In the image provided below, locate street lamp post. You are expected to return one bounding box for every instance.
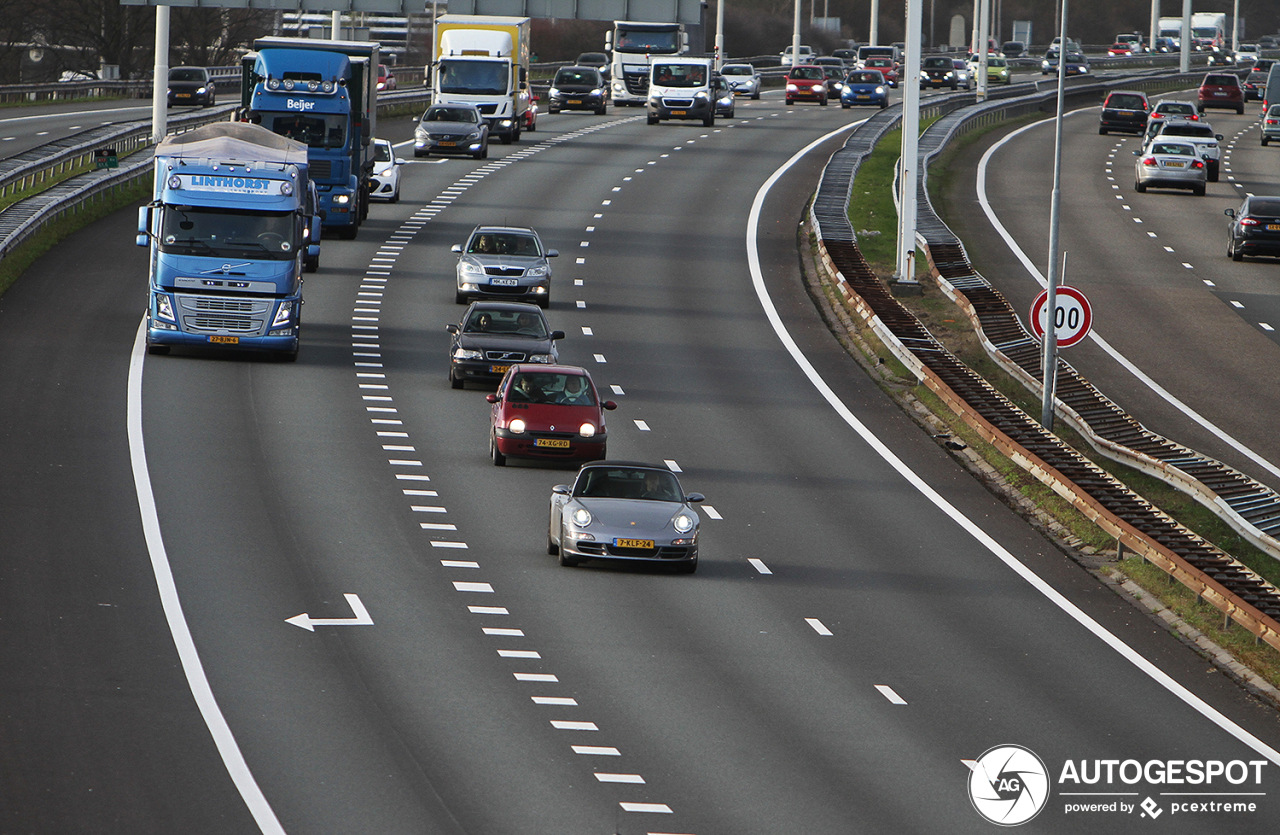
[1041,0,1069,430]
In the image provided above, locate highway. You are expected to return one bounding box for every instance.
[958,90,1280,495]
[2,85,1280,834]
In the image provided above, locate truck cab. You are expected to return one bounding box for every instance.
[433,15,530,145]
[646,58,714,127]
[242,38,378,240]
[606,21,688,106]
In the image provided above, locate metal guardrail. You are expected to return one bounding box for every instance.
[807,75,1280,652]
[0,87,433,262]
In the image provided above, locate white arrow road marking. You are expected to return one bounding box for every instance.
[286,593,374,632]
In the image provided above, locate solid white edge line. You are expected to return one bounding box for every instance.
[747,123,1280,765]
[975,115,1280,483]
[127,319,286,834]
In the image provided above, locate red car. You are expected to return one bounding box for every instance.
[377,64,396,92]
[1198,72,1244,114]
[487,365,616,466]
[785,65,829,105]
[863,57,898,87]
[523,98,538,132]
[1107,42,1133,56]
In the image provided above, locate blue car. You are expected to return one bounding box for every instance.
[841,69,890,109]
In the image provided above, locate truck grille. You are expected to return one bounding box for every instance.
[192,298,256,312]
[477,104,498,115]
[624,72,649,96]
[188,316,256,332]
[662,98,695,108]
[310,160,332,179]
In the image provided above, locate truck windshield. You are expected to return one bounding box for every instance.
[259,112,346,149]
[160,206,297,261]
[615,28,681,54]
[437,59,509,95]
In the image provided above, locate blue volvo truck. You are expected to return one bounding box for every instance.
[241,37,378,239]
[137,122,311,360]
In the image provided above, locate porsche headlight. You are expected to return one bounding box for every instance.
[578,423,596,437]
[572,508,592,527]
[508,419,526,434]
[673,513,695,534]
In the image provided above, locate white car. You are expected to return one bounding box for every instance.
[370,138,403,203]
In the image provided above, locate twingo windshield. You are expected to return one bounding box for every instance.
[159,206,297,261]
[260,111,346,149]
[437,59,509,95]
[653,63,707,87]
[614,27,681,53]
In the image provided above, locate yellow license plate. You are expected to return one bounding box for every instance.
[1164,160,1185,167]
[1268,224,1280,231]
[568,99,582,104]
[438,141,456,147]
[535,438,570,448]
[615,538,655,549]
[209,335,239,344]
[671,110,686,115]
[489,364,510,374]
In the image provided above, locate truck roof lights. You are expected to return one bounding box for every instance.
[168,175,182,189]
[279,182,294,196]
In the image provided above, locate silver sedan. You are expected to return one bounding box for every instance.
[548,461,704,572]
[452,225,559,307]
[1134,141,1206,195]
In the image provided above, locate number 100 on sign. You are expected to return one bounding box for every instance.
[1029,285,1093,348]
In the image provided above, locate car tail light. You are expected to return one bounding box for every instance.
[1268,119,1279,125]
[1192,160,1205,169]
[1241,217,1260,226]
[1142,157,1157,166]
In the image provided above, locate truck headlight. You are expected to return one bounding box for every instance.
[154,293,176,322]
[333,194,350,205]
[272,300,295,328]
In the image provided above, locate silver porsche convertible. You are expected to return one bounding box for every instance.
[548,461,704,573]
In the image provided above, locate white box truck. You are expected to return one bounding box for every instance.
[433,14,531,144]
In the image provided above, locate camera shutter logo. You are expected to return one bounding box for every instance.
[968,744,1051,826]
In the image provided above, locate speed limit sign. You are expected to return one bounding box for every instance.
[1030,285,1092,348]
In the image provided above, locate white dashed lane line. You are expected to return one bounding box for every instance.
[805,618,833,636]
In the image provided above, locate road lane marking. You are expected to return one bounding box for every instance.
[453,581,492,592]
[573,745,620,755]
[876,685,908,705]
[470,606,508,614]
[551,720,598,730]
[702,505,722,520]
[748,558,772,574]
[532,696,576,705]
[514,672,557,681]
[498,649,541,658]
[432,541,468,549]
[441,560,479,568]
[595,773,645,783]
[620,802,672,813]
[634,420,650,431]
[805,618,833,636]
[664,459,681,471]
[485,627,524,636]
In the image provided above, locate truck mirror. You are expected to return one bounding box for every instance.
[136,234,149,248]
[136,205,151,244]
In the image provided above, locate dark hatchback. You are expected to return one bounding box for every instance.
[547,66,608,114]
[167,66,216,107]
[1225,196,1280,260]
[1098,90,1150,135]
[446,301,564,388]
[921,55,959,89]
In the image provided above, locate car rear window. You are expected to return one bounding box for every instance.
[1204,75,1238,86]
[1268,105,1280,116]
[1152,143,1194,155]
[1157,103,1195,115]
[1107,94,1147,110]
[1248,199,1280,216]
[1165,125,1213,137]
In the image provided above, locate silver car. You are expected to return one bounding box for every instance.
[1134,141,1206,195]
[1143,118,1222,181]
[1263,104,1280,145]
[720,63,761,99]
[452,225,559,307]
[548,461,704,572]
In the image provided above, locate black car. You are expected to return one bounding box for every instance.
[921,55,959,89]
[1002,40,1026,58]
[547,66,608,114]
[167,66,216,107]
[575,52,610,80]
[413,103,490,159]
[446,301,564,389]
[1244,69,1269,100]
[1225,196,1280,261]
[1098,90,1150,135]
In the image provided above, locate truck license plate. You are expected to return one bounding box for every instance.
[535,438,570,448]
[209,335,239,344]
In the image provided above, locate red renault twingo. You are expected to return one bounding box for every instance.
[487,365,617,466]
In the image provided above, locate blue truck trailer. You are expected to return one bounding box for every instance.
[241,37,378,239]
[137,122,311,360]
